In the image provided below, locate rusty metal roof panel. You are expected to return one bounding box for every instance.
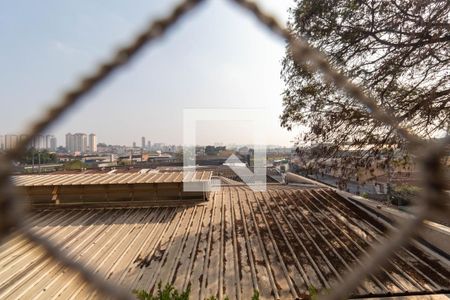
[12,171,213,187]
[0,187,448,300]
[56,174,88,186]
[88,174,114,185]
[173,172,183,182]
[182,171,195,182]
[199,171,212,181]
[133,172,157,184]
[194,172,203,180]
[117,173,139,184]
[74,174,104,185]
[149,172,166,183]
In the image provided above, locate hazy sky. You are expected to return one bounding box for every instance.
[0,0,299,147]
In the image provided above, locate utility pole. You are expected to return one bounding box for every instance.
[32,148,35,173]
[38,150,41,173]
[446,122,450,167]
[386,147,393,205]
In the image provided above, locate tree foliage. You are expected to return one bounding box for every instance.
[133,283,260,300]
[391,184,421,206]
[281,0,450,150]
[20,148,57,165]
[63,160,87,170]
[133,283,190,300]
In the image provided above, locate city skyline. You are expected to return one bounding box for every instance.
[1,130,295,152]
[0,133,57,151]
[0,0,297,147]
[0,130,294,153]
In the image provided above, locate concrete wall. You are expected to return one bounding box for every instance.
[21,182,209,208]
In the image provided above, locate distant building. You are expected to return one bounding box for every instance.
[74,133,87,153]
[238,146,249,155]
[147,140,151,150]
[46,135,57,151]
[205,145,226,155]
[118,152,149,163]
[65,133,74,153]
[196,146,205,155]
[50,136,57,152]
[45,135,52,150]
[89,133,97,153]
[38,135,45,149]
[0,135,4,150]
[19,134,28,146]
[164,145,176,152]
[132,142,136,148]
[5,134,19,150]
[152,142,164,151]
[141,137,146,149]
[66,133,87,153]
[147,153,173,163]
[32,135,45,150]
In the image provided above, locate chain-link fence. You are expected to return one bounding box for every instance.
[0,0,448,299]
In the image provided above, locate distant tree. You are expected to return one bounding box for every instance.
[21,148,57,164]
[173,151,183,162]
[391,184,421,206]
[97,142,107,147]
[64,160,87,170]
[133,282,190,300]
[118,159,132,166]
[205,146,226,156]
[56,146,66,153]
[281,0,450,152]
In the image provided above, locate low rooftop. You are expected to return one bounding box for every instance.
[0,186,448,299]
[12,171,212,186]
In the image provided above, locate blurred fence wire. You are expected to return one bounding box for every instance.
[0,0,448,299]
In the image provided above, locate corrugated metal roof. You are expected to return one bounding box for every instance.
[11,171,212,186]
[0,187,448,299]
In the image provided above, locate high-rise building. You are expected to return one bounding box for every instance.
[147,141,151,150]
[66,133,87,153]
[44,135,57,152]
[19,134,36,150]
[89,133,97,153]
[153,143,164,151]
[73,133,87,153]
[45,135,52,149]
[50,136,57,152]
[5,135,19,150]
[46,135,57,151]
[132,142,136,148]
[19,134,28,144]
[66,133,74,153]
[3,133,58,152]
[32,135,45,150]
[141,137,146,149]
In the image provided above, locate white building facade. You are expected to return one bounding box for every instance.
[66,133,88,153]
[89,133,97,153]
[5,135,19,150]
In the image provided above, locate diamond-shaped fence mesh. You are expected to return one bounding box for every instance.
[0,0,448,299]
